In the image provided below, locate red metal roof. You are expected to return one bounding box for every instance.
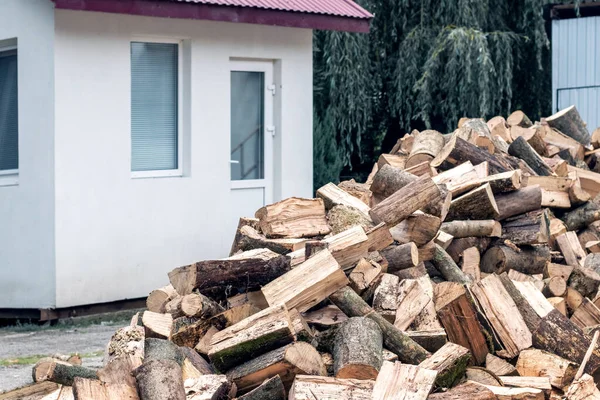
[172,0,373,19]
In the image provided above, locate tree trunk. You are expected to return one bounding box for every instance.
[333,317,383,380]
[481,245,550,274]
[32,359,98,386]
[446,184,499,221]
[381,242,419,272]
[441,220,501,238]
[546,105,590,146]
[431,245,472,284]
[432,136,513,174]
[134,360,185,400]
[494,186,542,220]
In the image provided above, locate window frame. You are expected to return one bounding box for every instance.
[0,43,18,187]
[130,36,183,179]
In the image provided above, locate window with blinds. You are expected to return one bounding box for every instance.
[0,48,18,172]
[131,42,179,173]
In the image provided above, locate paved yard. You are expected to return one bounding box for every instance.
[0,310,141,393]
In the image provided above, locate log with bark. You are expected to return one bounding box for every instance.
[406,129,445,168]
[333,317,383,379]
[546,105,590,146]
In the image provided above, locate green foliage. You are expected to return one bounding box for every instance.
[313,0,554,187]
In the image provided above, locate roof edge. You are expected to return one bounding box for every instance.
[52,0,371,33]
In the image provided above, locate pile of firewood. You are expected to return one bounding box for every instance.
[16,105,600,399]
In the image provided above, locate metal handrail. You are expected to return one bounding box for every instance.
[231,126,261,179]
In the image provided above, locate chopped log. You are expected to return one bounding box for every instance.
[168,248,290,298]
[434,282,489,365]
[407,130,445,168]
[234,375,285,400]
[546,105,590,146]
[208,304,261,331]
[480,384,543,400]
[543,277,567,297]
[333,317,383,379]
[394,279,431,330]
[486,353,516,376]
[134,359,185,400]
[226,342,325,393]
[104,315,144,364]
[427,382,497,400]
[233,225,307,254]
[477,170,522,194]
[507,110,533,128]
[329,286,431,364]
[171,317,212,348]
[180,293,224,320]
[568,165,600,197]
[565,373,600,400]
[372,274,400,323]
[389,213,441,246]
[349,258,382,294]
[499,376,551,392]
[144,338,183,366]
[304,240,328,260]
[461,247,481,281]
[501,209,550,245]
[494,185,542,220]
[481,245,550,274]
[471,274,533,358]
[406,160,437,177]
[431,244,472,284]
[327,204,373,235]
[561,201,600,231]
[446,237,491,263]
[418,241,437,263]
[441,220,501,238]
[432,161,480,196]
[571,298,600,329]
[419,342,471,388]
[544,263,574,280]
[303,305,348,329]
[446,184,499,221]
[230,217,261,256]
[434,231,454,249]
[146,285,177,313]
[372,361,437,400]
[184,375,235,400]
[548,218,568,248]
[208,304,295,372]
[256,197,331,238]
[142,311,172,339]
[261,249,348,312]
[546,157,569,176]
[566,287,584,313]
[465,368,502,386]
[370,176,442,227]
[541,190,571,208]
[511,125,547,156]
[432,136,512,174]
[406,330,448,353]
[586,240,600,253]
[164,297,184,319]
[289,308,314,343]
[508,270,545,292]
[516,348,577,389]
[72,378,140,400]
[317,182,371,218]
[180,346,213,375]
[523,175,572,191]
[378,153,407,169]
[97,355,142,387]
[322,225,370,270]
[381,242,419,272]
[338,179,372,206]
[194,326,219,357]
[593,127,600,149]
[227,291,268,311]
[365,222,394,252]
[370,165,417,201]
[547,297,567,316]
[32,359,98,386]
[0,382,60,400]
[488,116,512,141]
[557,232,587,267]
[288,376,374,400]
[509,136,554,176]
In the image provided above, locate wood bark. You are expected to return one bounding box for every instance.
[97,355,142,388]
[481,245,550,275]
[419,342,471,388]
[234,375,286,400]
[256,197,331,238]
[134,359,185,400]
[561,201,600,231]
[441,220,501,238]
[333,317,383,380]
[226,342,325,393]
[432,136,513,174]
[494,185,542,220]
[546,105,591,146]
[372,274,400,323]
[431,244,472,284]
[446,184,499,221]
[381,242,419,272]
[510,125,548,156]
[370,165,417,201]
[168,248,291,298]
[509,135,554,175]
[288,376,374,400]
[208,304,295,372]
[32,359,98,386]
[329,286,431,364]
[146,285,177,314]
[501,209,550,245]
[372,361,437,400]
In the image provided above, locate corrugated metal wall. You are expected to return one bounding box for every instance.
[552,16,600,132]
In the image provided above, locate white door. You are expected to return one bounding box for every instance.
[230,60,274,223]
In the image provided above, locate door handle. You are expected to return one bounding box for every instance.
[230,160,240,164]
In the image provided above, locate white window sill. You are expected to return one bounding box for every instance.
[0,171,18,187]
[131,169,183,179]
[231,179,266,190]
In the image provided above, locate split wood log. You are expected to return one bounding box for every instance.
[168,248,290,298]
[523,175,572,191]
[465,368,502,386]
[510,125,548,156]
[572,298,600,329]
[547,297,567,316]
[32,359,98,386]
[378,153,407,169]
[471,274,532,358]
[568,165,600,197]
[144,338,183,365]
[303,305,348,329]
[557,232,587,267]
[104,314,144,364]
[418,241,437,263]
[369,176,442,227]
[434,231,454,249]
[419,342,471,388]
[501,209,550,245]
[171,317,212,348]
[381,242,419,272]
[542,277,567,297]
[477,170,522,194]
[195,327,219,357]
[485,353,516,376]
[226,342,324,393]
[407,129,445,168]
[508,270,545,292]
[230,217,260,256]
[322,226,370,270]
[432,161,480,195]
[481,245,550,275]
[72,378,140,400]
[181,293,224,320]
[479,384,544,400]
[338,179,372,206]
[327,205,373,235]
[440,220,501,238]
[432,136,512,174]
[446,237,491,263]
[561,201,600,231]
[142,311,172,339]
[134,359,185,400]
[316,182,371,218]
[208,304,261,331]
[329,286,431,364]
[261,249,348,312]
[255,197,331,238]
[461,247,481,281]
[566,287,585,313]
[545,263,573,281]
[393,279,431,330]
[546,105,590,146]
[333,317,383,380]
[405,330,448,353]
[431,244,472,284]
[434,282,489,365]
[146,285,177,313]
[289,308,314,343]
[208,304,295,372]
[488,116,512,141]
[349,258,382,294]
[494,185,542,220]
[516,348,577,390]
[180,346,213,375]
[234,375,286,400]
[499,376,551,392]
[507,110,533,128]
[389,213,441,246]
[405,160,436,177]
[565,373,600,400]
[372,273,400,323]
[303,240,328,260]
[446,184,499,221]
[288,375,374,400]
[184,375,235,400]
[427,382,497,400]
[97,355,142,388]
[231,225,306,255]
[0,382,60,400]
[365,222,394,252]
[164,297,184,319]
[593,127,600,149]
[371,361,437,400]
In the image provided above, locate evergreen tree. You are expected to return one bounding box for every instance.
[313,0,554,188]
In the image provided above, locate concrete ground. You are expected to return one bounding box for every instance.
[0,310,142,393]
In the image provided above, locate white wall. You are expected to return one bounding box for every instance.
[0,0,55,308]
[54,10,313,307]
[552,16,600,132]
